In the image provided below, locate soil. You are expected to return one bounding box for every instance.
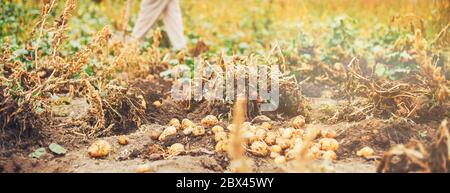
[0,78,440,173]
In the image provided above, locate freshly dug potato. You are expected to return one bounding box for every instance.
[322,150,337,161]
[168,143,185,156]
[118,136,129,145]
[285,149,297,160]
[264,131,277,145]
[149,128,163,140]
[321,128,337,138]
[226,124,235,132]
[308,146,322,159]
[276,137,292,150]
[182,118,195,129]
[88,140,112,158]
[169,118,181,130]
[319,138,339,151]
[274,155,286,164]
[255,128,267,140]
[243,130,258,144]
[215,140,228,153]
[211,125,224,134]
[214,131,228,142]
[192,126,206,136]
[270,145,282,154]
[270,151,280,159]
[182,127,194,135]
[292,115,306,129]
[158,126,177,141]
[153,100,162,108]
[356,146,374,158]
[201,115,219,127]
[281,127,294,139]
[250,141,269,157]
[261,122,272,130]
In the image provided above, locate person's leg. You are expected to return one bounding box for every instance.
[162,0,187,50]
[131,0,170,41]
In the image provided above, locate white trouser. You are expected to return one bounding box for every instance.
[131,0,187,50]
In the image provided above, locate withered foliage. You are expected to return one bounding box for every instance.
[378,119,449,173]
[338,29,449,122]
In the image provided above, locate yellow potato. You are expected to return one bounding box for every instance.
[264,131,277,145]
[274,155,286,164]
[192,126,206,136]
[270,151,280,159]
[255,128,267,140]
[88,140,112,158]
[153,100,162,108]
[169,118,181,130]
[276,137,292,150]
[250,141,269,157]
[215,140,228,153]
[308,146,322,159]
[158,126,177,141]
[356,146,374,158]
[322,150,337,161]
[182,127,194,135]
[201,115,219,127]
[118,136,129,145]
[270,145,282,154]
[181,118,195,129]
[292,115,306,129]
[319,138,339,151]
[211,125,224,134]
[281,127,294,139]
[168,143,185,156]
[261,122,272,130]
[214,131,228,142]
[226,124,235,132]
[243,130,258,144]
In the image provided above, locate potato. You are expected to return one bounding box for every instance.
[226,124,235,132]
[192,126,206,136]
[182,127,193,135]
[255,128,267,140]
[292,115,306,129]
[276,137,292,150]
[243,130,258,144]
[211,125,224,134]
[169,118,181,130]
[356,146,374,158]
[201,115,219,127]
[261,122,272,130]
[149,128,163,140]
[322,150,337,161]
[250,141,269,157]
[181,118,195,129]
[270,151,280,159]
[153,100,162,108]
[168,143,185,156]
[308,146,322,159]
[274,155,286,164]
[264,131,277,145]
[321,128,337,138]
[319,138,339,151]
[118,136,129,145]
[214,131,228,142]
[88,140,111,158]
[215,140,228,153]
[292,129,304,138]
[281,127,294,139]
[158,126,177,141]
[285,149,297,160]
[136,164,152,173]
[270,145,282,154]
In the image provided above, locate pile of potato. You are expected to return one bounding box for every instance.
[153,115,340,163]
